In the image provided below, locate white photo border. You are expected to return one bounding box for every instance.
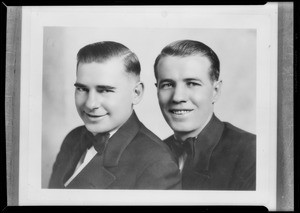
[19,4,278,209]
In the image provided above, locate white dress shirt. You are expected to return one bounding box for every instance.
[64,129,118,187]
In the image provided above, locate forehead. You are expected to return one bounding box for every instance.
[76,59,131,85]
[157,55,211,80]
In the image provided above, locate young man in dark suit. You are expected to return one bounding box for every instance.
[154,40,256,190]
[49,41,181,189]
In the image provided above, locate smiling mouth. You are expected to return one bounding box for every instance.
[169,109,193,115]
[85,112,108,118]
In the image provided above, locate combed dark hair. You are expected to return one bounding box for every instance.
[77,41,141,76]
[154,40,220,82]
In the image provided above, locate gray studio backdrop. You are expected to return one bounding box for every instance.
[42,27,256,188]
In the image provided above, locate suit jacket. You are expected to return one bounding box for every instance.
[49,112,181,189]
[165,114,256,190]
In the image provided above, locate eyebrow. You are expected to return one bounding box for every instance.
[184,78,204,83]
[158,79,174,84]
[74,83,116,90]
[158,78,203,84]
[74,83,86,88]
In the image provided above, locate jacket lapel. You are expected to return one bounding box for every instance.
[103,111,140,167]
[66,154,116,189]
[192,114,224,175]
[182,169,211,189]
[58,127,89,187]
[181,114,225,189]
[66,111,141,189]
[164,114,225,189]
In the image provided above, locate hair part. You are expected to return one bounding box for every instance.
[154,40,220,82]
[77,41,141,77]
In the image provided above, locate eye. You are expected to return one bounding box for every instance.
[76,87,88,92]
[97,88,114,93]
[160,82,173,89]
[187,82,201,87]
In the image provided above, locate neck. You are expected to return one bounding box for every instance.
[174,113,213,142]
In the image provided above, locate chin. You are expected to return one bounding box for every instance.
[85,124,108,134]
[169,122,193,133]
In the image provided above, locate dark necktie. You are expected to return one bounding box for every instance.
[182,137,197,171]
[64,130,110,187]
[83,130,110,155]
[173,136,196,160]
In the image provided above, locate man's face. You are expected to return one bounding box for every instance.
[75,59,137,135]
[156,55,220,139]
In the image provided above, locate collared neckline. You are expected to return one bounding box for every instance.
[102,111,141,167]
[174,112,213,142]
[192,114,224,173]
[164,114,224,173]
[76,111,140,171]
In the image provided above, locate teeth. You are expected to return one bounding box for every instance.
[171,110,190,115]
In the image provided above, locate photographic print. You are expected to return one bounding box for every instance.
[18,4,278,208]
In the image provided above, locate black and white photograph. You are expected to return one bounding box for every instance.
[4,3,288,209]
[43,27,257,191]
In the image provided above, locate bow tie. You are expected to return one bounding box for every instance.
[82,130,110,154]
[173,137,197,159]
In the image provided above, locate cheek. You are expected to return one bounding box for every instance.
[107,92,133,111]
[191,96,205,107]
[158,91,170,105]
[191,90,213,107]
[75,94,84,108]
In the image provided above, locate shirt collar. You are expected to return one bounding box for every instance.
[174,112,213,142]
[81,111,140,167]
[108,126,119,138]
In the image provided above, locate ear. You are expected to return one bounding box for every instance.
[133,82,144,105]
[212,80,222,104]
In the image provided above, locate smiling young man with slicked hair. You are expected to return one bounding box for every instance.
[49,41,181,189]
[154,40,256,190]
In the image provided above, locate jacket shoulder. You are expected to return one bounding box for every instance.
[60,126,86,150]
[131,124,175,160]
[139,124,162,143]
[223,122,256,144]
[220,122,256,163]
[65,125,86,137]
[163,135,175,150]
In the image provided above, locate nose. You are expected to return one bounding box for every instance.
[172,84,187,103]
[85,89,100,110]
